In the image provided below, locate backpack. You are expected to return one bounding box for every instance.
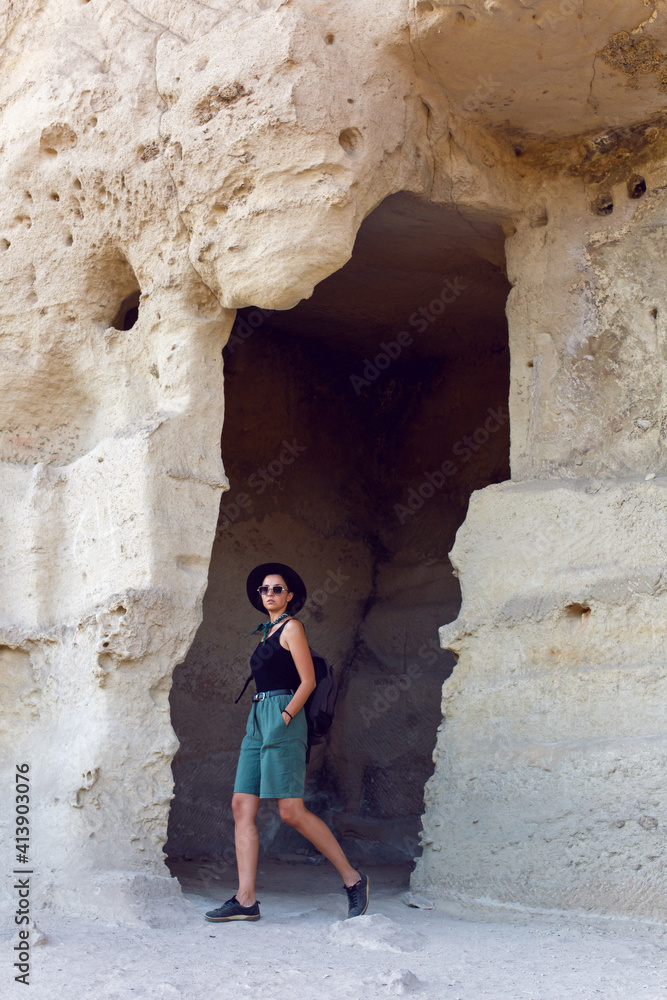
[235,643,338,763]
[303,649,338,761]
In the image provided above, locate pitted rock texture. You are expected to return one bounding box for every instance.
[1,0,667,922]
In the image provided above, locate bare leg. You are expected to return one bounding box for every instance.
[277,798,360,886]
[232,792,260,905]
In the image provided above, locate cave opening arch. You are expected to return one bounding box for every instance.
[166,190,511,881]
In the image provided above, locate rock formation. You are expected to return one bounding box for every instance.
[1,0,666,922]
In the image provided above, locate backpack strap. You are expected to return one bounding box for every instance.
[234,673,254,704]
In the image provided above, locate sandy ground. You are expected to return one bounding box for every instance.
[4,860,667,999]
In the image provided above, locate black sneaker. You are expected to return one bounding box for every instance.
[344,872,370,918]
[205,895,261,922]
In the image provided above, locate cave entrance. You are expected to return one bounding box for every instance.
[166,191,511,883]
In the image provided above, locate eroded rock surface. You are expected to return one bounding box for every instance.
[413,480,667,918]
[1,0,666,921]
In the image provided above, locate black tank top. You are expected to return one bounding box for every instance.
[249,620,301,693]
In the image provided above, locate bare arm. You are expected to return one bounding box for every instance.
[280,620,316,724]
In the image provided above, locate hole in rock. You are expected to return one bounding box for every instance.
[564,603,591,618]
[530,208,548,228]
[111,289,140,331]
[593,192,614,216]
[338,127,363,157]
[627,174,646,199]
[39,123,77,155]
[167,191,511,886]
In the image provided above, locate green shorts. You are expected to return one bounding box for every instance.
[233,693,308,799]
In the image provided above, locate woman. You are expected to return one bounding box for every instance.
[204,561,370,922]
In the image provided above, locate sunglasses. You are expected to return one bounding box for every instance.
[257,585,288,596]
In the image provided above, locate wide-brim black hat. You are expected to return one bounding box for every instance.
[246,562,307,615]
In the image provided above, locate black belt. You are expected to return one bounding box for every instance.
[251,689,293,702]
